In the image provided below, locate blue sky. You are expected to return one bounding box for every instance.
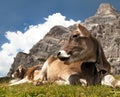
[0,0,120,77]
[0,0,120,46]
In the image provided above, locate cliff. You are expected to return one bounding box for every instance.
[7,3,120,77]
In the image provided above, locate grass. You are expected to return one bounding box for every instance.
[0,77,120,97]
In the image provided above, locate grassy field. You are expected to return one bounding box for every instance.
[0,77,120,97]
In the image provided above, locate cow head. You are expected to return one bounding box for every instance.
[57,23,110,73]
[57,23,96,64]
[12,65,26,79]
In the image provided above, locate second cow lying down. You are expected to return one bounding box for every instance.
[9,65,42,86]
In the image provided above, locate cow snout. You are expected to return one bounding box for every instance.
[12,74,15,78]
[57,50,70,61]
[57,51,61,56]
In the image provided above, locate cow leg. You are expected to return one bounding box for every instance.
[9,77,30,86]
[9,78,21,84]
[60,73,87,86]
[59,78,87,86]
[68,74,87,86]
[101,74,120,88]
[34,60,48,81]
[54,80,70,85]
[33,61,48,86]
[79,78,87,86]
[33,56,57,86]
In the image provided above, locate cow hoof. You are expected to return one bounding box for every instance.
[33,80,43,86]
[33,81,42,86]
[79,79,87,86]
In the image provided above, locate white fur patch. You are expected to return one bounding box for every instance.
[11,74,15,78]
[80,78,87,86]
[34,61,48,81]
[101,74,115,87]
[9,77,30,86]
[9,78,21,84]
[55,80,70,85]
[58,50,70,58]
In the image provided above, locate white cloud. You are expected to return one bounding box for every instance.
[0,13,80,77]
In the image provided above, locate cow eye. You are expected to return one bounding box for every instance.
[16,69,19,72]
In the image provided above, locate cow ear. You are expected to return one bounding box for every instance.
[76,23,90,37]
[17,65,22,69]
[19,65,25,72]
[19,65,24,68]
[95,41,110,73]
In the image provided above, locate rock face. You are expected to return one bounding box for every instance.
[96,3,118,16]
[7,3,120,77]
[7,26,71,77]
[84,3,120,74]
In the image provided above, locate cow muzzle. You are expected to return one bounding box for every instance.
[11,74,15,78]
[57,50,70,61]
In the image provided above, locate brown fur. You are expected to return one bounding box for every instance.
[41,56,84,84]
[12,65,41,80]
[46,56,97,85]
[12,65,26,79]
[24,65,42,80]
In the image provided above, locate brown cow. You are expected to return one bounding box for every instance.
[34,24,120,88]
[9,65,42,86]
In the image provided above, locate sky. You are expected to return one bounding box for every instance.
[0,0,120,77]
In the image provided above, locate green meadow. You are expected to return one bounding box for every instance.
[0,77,120,97]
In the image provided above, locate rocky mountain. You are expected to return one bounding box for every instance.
[7,3,120,77]
[84,3,120,74]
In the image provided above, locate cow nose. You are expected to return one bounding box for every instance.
[11,74,14,78]
[57,51,61,56]
[57,50,70,58]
